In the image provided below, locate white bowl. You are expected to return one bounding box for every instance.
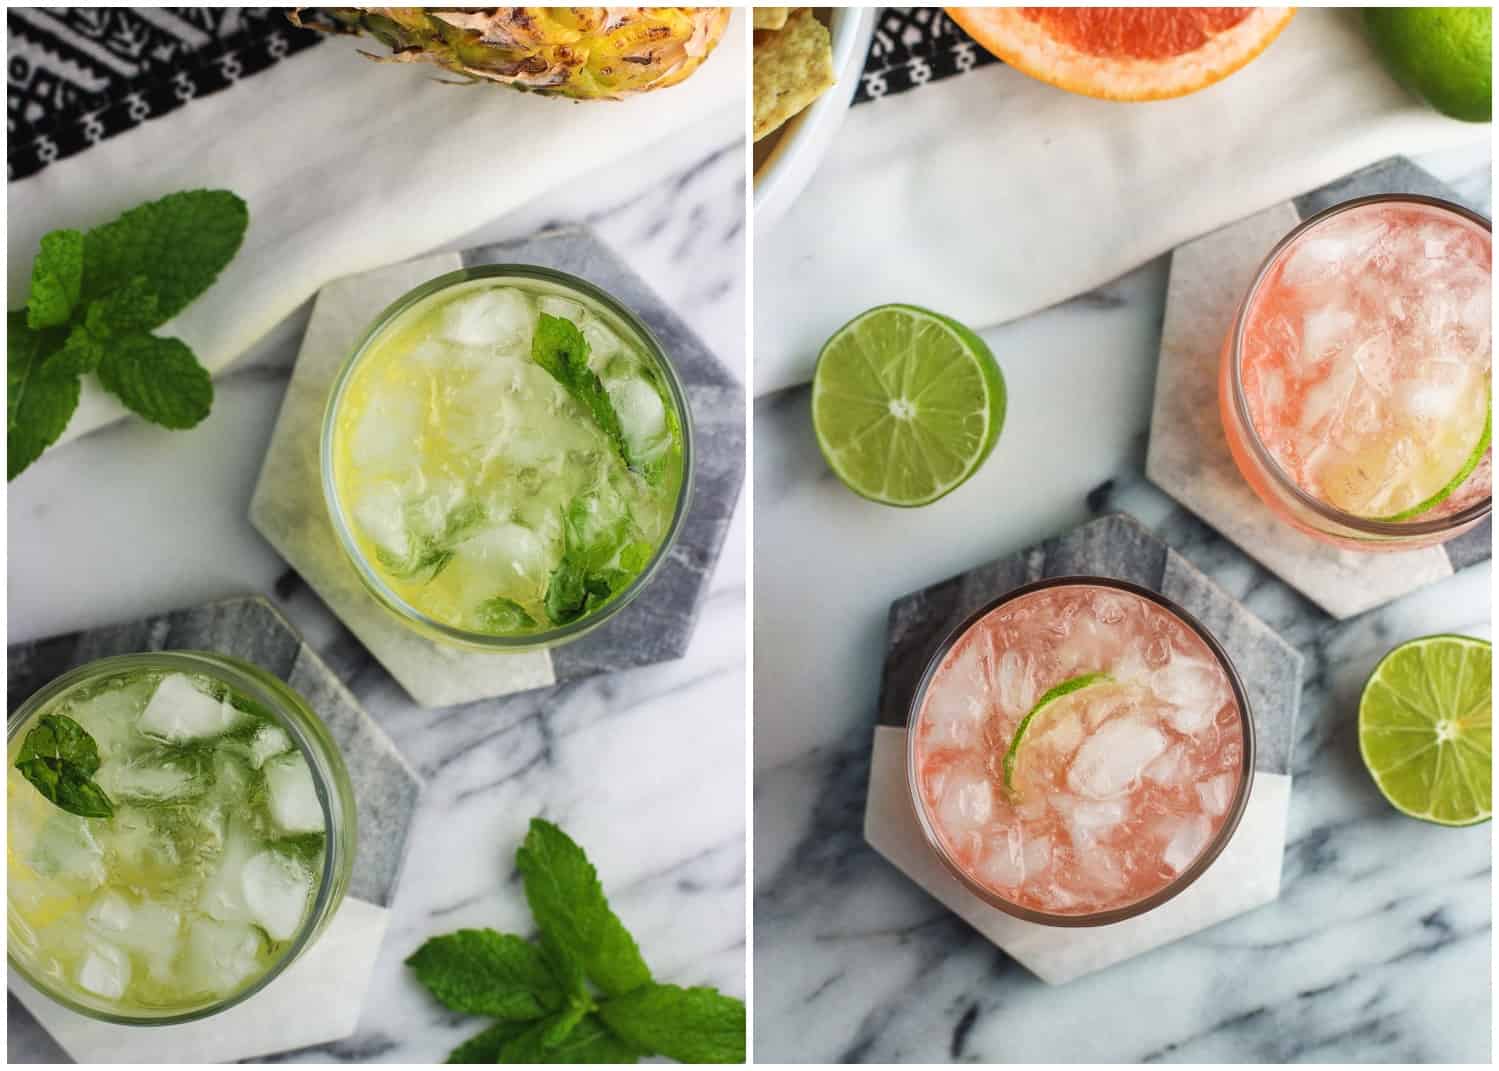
[753,7,877,229]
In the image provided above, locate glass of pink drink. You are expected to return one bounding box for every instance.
[1220,195,1491,550]
[908,578,1254,926]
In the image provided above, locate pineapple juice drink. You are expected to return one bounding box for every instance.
[7,654,354,1022]
[1221,196,1491,549]
[909,580,1251,922]
[324,268,689,645]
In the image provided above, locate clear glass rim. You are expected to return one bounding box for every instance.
[6,651,352,1026]
[319,263,695,651]
[904,575,1257,928]
[1228,193,1493,539]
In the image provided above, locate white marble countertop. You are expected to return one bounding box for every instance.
[8,107,745,1063]
[753,142,1491,1063]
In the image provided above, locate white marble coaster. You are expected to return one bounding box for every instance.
[250,228,745,708]
[1147,157,1491,620]
[6,596,422,1061]
[865,514,1302,984]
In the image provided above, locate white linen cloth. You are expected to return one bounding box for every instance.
[754,9,1489,395]
[7,13,745,443]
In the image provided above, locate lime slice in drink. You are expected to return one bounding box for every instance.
[1358,634,1491,826]
[1002,672,1112,791]
[811,305,1006,507]
[1375,406,1491,523]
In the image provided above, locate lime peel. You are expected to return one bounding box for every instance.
[1374,404,1491,523]
[1001,671,1113,791]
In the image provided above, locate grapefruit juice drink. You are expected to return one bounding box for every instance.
[909,580,1251,922]
[7,654,354,1022]
[1221,196,1491,548]
[324,267,690,647]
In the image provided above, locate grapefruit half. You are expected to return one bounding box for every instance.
[946,7,1296,101]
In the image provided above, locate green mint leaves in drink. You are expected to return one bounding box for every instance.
[10,189,248,480]
[532,312,633,473]
[543,494,654,627]
[13,713,115,819]
[407,818,745,1064]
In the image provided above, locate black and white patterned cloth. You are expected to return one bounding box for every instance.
[8,7,322,182]
[854,7,1000,105]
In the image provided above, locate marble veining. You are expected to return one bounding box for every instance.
[7,112,745,1063]
[753,145,1489,1063]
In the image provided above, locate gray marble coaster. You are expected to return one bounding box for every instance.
[250,227,744,707]
[1147,157,1492,620]
[6,596,422,1062]
[864,513,1301,984]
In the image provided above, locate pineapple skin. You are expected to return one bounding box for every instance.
[288,8,732,100]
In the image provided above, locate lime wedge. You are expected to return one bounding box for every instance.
[1376,405,1491,523]
[1359,634,1491,826]
[1002,672,1112,791]
[811,305,1005,507]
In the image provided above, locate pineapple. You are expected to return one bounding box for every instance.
[288,8,732,100]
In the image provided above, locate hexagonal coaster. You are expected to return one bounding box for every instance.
[250,226,745,707]
[6,596,422,1063]
[1147,156,1491,620]
[863,513,1302,985]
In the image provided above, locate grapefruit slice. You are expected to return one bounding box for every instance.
[946,7,1296,101]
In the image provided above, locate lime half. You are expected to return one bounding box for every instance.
[811,305,1006,507]
[1359,634,1491,826]
[1002,672,1112,791]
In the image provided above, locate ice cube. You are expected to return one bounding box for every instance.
[64,681,154,758]
[139,675,244,743]
[1066,717,1166,799]
[922,643,988,748]
[184,920,264,996]
[1299,307,1357,363]
[353,482,413,564]
[1051,794,1127,848]
[99,753,205,803]
[263,754,324,835]
[536,294,586,325]
[349,387,422,471]
[86,891,181,982]
[452,522,551,596]
[201,821,258,924]
[243,850,313,941]
[978,830,1026,889]
[440,288,536,350]
[606,376,668,460]
[1151,655,1230,737]
[581,319,625,367]
[30,815,106,889]
[993,649,1038,717]
[77,940,130,1000]
[1281,218,1388,285]
[1195,773,1236,817]
[1143,745,1189,786]
[1161,814,1214,873]
[935,763,993,833]
[247,725,293,770]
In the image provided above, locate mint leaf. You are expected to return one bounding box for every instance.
[532,313,632,470]
[446,1019,533,1063]
[95,333,213,429]
[543,1015,640,1063]
[48,326,106,377]
[87,276,160,334]
[477,597,537,633]
[28,230,85,329]
[406,929,564,1021]
[9,310,79,480]
[515,819,652,1000]
[14,713,115,819]
[544,557,589,626]
[597,984,745,1064]
[82,190,248,327]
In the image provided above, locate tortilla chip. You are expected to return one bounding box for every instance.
[753,9,835,142]
[753,7,791,31]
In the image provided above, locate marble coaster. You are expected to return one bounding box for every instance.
[6,596,423,1063]
[250,226,745,707]
[863,514,1302,985]
[1147,156,1492,620]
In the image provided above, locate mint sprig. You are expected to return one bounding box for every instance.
[9,189,248,480]
[543,495,654,627]
[14,713,115,819]
[409,818,744,1064]
[532,313,631,470]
